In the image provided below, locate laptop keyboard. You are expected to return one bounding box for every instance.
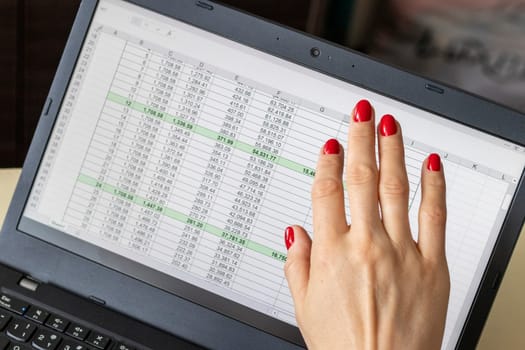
[0,293,138,350]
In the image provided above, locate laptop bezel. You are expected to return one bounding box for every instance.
[1,0,524,349]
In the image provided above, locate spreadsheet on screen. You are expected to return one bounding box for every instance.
[23,0,525,349]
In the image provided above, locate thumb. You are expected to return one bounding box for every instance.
[284,225,312,306]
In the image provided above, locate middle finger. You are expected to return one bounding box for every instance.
[346,99,381,231]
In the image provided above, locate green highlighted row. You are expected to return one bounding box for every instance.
[107,91,316,178]
[79,174,288,263]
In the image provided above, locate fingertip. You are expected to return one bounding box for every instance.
[353,99,373,123]
[285,225,312,252]
[426,153,442,172]
[320,138,345,162]
[378,114,398,137]
[285,226,295,250]
[322,138,341,155]
[421,153,446,196]
[421,154,446,187]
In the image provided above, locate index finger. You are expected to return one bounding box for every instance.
[311,139,348,239]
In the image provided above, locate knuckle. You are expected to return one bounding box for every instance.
[313,253,332,271]
[351,126,374,139]
[350,233,399,268]
[351,236,377,263]
[391,141,405,152]
[382,141,405,155]
[379,176,409,197]
[346,163,377,186]
[421,205,447,224]
[423,260,451,292]
[319,153,342,168]
[311,244,338,269]
[425,173,446,190]
[311,177,343,199]
[353,247,375,265]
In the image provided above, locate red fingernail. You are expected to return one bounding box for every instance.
[427,153,441,171]
[353,99,372,122]
[323,138,340,155]
[379,114,397,136]
[285,226,295,250]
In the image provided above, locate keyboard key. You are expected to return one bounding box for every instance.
[0,310,12,331]
[0,335,9,349]
[65,323,90,341]
[24,306,50,325]
[45,315,70,333]
[6,318,36,342]
[6,343,31,350]
[32,328,61,350]
[57,340,90,350]
[0,294,29,315]
[85,332,110,349]
[112,343,134,350]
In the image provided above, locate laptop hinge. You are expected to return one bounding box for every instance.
[18,277,40,292]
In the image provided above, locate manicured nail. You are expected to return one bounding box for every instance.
[323,138,340,155]
[353,99,372,122]
[427,153,441,171]
[379,114,397,136]
[285,226,295,250]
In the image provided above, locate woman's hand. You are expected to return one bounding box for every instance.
[284,100,450,350]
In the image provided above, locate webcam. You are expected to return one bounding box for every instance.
[310,47,321,58]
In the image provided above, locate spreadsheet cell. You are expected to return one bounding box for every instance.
[232,281,277,305]
[255,206,307,232]
[240,249,286,271]
[238,257,284,284]
[255,212,305,237]
[150,237,180,257]
[287,119,339,144]
[245,233,285,255]
[270,170,312,195]
[113,71,138,86]
[117,64,144,81]
[263,182,311,208]
[295,107,342,129]
[235,269,282,292]
[273,295,295,310]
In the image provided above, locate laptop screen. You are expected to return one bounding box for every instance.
[22,0,525,348]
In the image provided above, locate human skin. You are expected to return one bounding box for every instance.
[284,100,450,349]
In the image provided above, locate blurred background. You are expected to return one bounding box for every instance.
[0,0,524,349]
[1,0,525,167]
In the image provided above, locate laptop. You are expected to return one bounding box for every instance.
[1,0,524,349]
